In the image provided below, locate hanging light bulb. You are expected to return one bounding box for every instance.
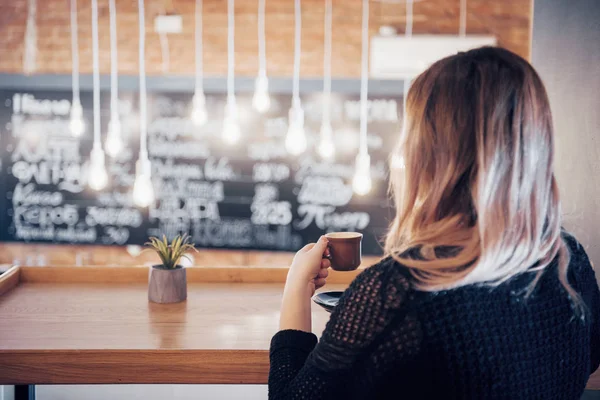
[286,123,307,155]
[253,74,271,113]
[222,98,240,145]
[191,91,208,126]
[88,146,108,190]
[253,0,270,113]
[105,116,123,157]
[134,0,153,208]
[223,118,241,144]
[317,121,335,160]
[105,0,122,158]
[285,100,306,155]
[318,0,334,161]
[69,100,85,137]
[353,152,372,195]
[286,0,305,156]
[87,0,107,192]
[133,155,154,207]
[353,0,371,196]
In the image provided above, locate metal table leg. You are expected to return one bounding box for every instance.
[15,385,35,400]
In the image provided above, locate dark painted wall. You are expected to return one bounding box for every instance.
[532,0,600,277]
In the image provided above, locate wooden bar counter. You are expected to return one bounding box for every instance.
[0,265,355,385]
[1,265,598,390]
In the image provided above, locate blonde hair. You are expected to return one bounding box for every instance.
[385,47,578,303]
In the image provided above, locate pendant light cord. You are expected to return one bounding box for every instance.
[91,0,100,147]
[195,0,203,93]
[459,0,466,37]
[227,0,235,102]
[292,0,301,104]
[23,0,37,74]
[405,0,413,37]
[159,33,169,73]
[109,0,118,116]
[403,0,413,110]
[359,0,369,155]
[70,0,80,105]
[258,0,266,76]
[138,0,147,157]
[323,0,332,120]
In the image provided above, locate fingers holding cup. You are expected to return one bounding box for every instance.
[317,267,329,279]
[314,277,327,290]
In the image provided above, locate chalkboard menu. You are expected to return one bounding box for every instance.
[0,89,402,255]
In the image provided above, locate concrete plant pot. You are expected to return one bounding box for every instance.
[148,265,187,304]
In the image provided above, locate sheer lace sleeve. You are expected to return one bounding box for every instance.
[268,260,422,400]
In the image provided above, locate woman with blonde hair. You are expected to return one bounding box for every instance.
[269,47,600,399]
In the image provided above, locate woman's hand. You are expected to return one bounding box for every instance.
[279,236,331,332]
[286,236,331,297]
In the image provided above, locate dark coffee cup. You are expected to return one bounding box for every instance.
[325,232,363,271]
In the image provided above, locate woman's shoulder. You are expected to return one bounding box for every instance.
[349,256,413,300]
[562,231,596,286]
[318,256,415,352]
[562,231,590,261]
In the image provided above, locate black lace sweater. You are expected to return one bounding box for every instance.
[269,235,600,399]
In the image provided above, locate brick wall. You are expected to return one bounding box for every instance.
[0,0,531,78]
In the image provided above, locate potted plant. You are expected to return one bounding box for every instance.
[146,234,196,304]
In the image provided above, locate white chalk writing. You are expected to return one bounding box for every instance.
[152,159,204,179]
[253,163,290,182]
[12,183,63,206]
[294,204,370,231]
[149,138,211,159]
[14,205,79,227]
[253,184,279,204]
[297,176,353,206]
[193,219,254,247]
[150,198,221,222]
[85,207,143,227]
[102,227,130,245]
[248,141,288,161]
[251,201,293,225]
[344,99,399,122]
[12,93,71,116]
[253,225,303,250]
[204,157,237,181]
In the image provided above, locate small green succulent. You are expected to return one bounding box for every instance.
[145,234,197,269]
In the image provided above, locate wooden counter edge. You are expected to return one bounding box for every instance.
[1,348,598,388]
[18,265,360,285]
[0,349,270,385]
[0,265,20,296]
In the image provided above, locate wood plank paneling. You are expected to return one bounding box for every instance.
[0,0,532,77]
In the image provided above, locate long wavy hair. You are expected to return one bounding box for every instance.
[385,47,578,304]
